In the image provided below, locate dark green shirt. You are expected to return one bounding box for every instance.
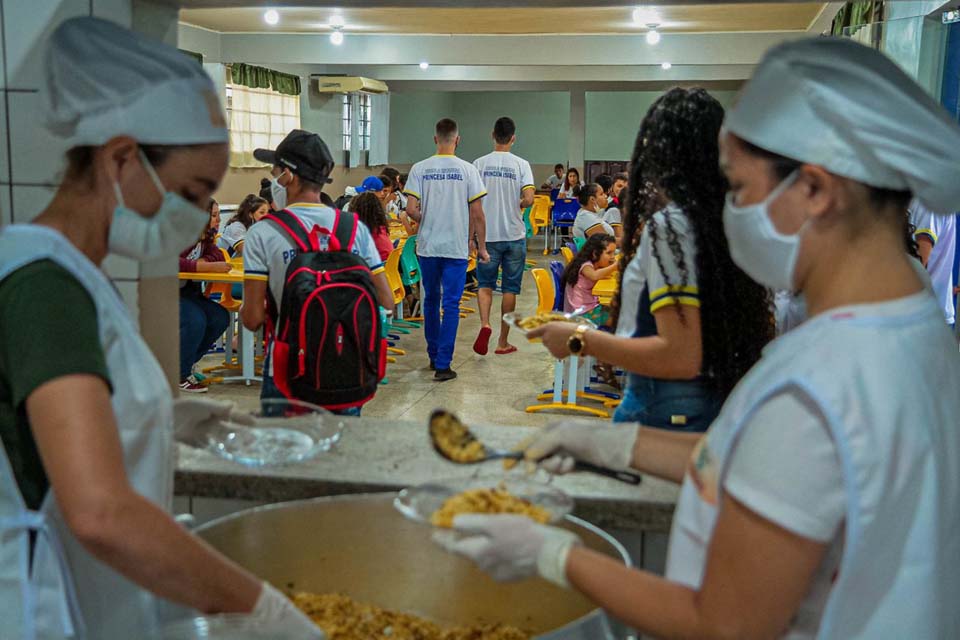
[0,260,111,510]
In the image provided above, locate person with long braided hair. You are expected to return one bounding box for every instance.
[531,87,774,431]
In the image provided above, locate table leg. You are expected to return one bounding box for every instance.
[552,359,564,404]
[567,356,579,405]
[241,323,255,385]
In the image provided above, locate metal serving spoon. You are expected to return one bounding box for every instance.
[428,410,642,485]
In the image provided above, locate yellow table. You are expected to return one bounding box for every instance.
[593,277,618,307]
[179,269,259,385]
[179,269,244,284]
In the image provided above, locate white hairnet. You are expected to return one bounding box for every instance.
[725,37,960,213]
[42,16,228,147]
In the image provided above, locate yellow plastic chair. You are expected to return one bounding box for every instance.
[560,246,575,265]
[384,247,410,355]
[524,268,608,419]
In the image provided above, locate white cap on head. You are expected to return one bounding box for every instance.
[725,37,960,213]
[42,16,228,147]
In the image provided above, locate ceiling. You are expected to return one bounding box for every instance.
[180,3,828,35]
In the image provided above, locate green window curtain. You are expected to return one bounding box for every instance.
[179,49,203,65]
[831,1,885,37]
[229,63,302,96]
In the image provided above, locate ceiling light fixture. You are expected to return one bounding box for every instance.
[646,24,661,45]
[330,28,344,45]
[661,62,672,70]
[263,9,279,25]
[419,62,430,70]
[328,14,345,29]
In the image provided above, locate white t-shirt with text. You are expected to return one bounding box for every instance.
[473,150,534,243]
[404,154,487,259]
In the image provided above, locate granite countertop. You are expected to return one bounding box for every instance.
[175,417,679,533]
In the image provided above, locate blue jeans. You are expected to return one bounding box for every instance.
[260,353,361,416]
[613,374,722,433]
[179,290,229,381]
[477,239,526,294]
[418,256,468,370]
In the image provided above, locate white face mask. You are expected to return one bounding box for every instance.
[108,150,210,261]
[270,171,289,211]
[723,171,803,291]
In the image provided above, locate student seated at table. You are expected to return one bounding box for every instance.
[179,199,231,393]
[557,167,581,199]
[353,191,394,262]
[595,173,623,244]
[218,194,269,257]
[563,233,617,326]
[573,183,615,240]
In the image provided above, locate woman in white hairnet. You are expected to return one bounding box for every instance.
[0,17,323,640]
[436,38,960,639]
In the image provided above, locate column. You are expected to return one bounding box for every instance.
[568,88,586,171]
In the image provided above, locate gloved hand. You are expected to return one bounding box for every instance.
[525,420,640,474]
[172,397,255,446]
[250,582,326,639]
[434,515,580,587]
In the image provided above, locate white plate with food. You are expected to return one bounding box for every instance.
[394,476,573,528]
[503,311,596,337]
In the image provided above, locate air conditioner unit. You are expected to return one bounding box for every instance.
[315,76,388,94]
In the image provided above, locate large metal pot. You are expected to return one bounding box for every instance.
[194,493,634,639]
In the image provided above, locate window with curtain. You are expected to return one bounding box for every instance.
[226,83,301,168]
[342,93,373,152]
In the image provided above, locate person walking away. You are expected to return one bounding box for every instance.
[472,116,535,356]
[241,129,394,415]
[404,118,490,381]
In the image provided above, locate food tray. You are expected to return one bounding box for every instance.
[393,476,573,527]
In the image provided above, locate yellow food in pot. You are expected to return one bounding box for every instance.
[430,486,551,528]
[292,592,530,639]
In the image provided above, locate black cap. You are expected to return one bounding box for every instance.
[254,129,335,184]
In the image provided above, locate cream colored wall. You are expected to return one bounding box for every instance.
[215,163,560,207]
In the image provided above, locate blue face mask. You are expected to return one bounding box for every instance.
[108,149,209,261]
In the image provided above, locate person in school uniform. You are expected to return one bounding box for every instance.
[436,37,960,639]
[909,199,957,328]
[471,117,536,356]
[572,183,615,241]
[404,118,490,381]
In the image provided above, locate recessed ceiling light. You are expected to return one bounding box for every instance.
[328,14,345,29]
[419,62,430,70]
[330,29,344,45]
[661,62,672,70]
[646,25,661,46]
[263,9,279,25]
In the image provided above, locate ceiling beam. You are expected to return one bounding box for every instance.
[219,31,807,67]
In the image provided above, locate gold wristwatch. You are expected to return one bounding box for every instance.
[568,324,590,356]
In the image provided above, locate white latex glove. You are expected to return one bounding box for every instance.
[433,514,580,588]
[525,420,640,475]
[250,582,326,639]
[172,397,255,446]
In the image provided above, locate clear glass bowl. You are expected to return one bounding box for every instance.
[158,614,318,639]
[394,476,574,527]
[206,398,343,468]
[503,310,596,337]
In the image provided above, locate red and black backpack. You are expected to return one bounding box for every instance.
[266,209,386,410]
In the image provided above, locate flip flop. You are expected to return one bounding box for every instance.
[473,326,492,355]
[494,345,518,355]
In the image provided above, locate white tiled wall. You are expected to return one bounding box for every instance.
[1,0,183,384]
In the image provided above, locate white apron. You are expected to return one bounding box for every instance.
[665,290,960,638]
[0,225,175,639]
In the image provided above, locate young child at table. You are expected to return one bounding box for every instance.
[178,199,230,392]
[353,192,394,262]
[563,233,617,325]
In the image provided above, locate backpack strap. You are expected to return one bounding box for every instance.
[331,209,358,253]
[266,209,318,252]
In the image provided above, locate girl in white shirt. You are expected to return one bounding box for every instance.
[557,167,581,199]
[218,194,269,257]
